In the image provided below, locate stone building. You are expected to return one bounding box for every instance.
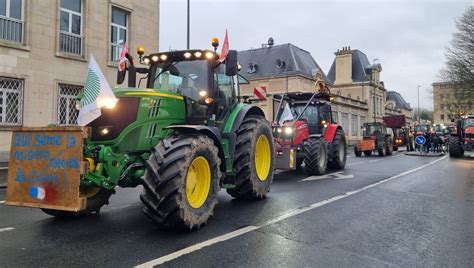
[432,82,474,125]
[0,0,159,157]
[385,91,414,125]
[238,42,328,121]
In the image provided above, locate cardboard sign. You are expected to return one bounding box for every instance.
[6,127,88,211]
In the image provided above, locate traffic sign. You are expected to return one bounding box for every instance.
[415,135,426,145]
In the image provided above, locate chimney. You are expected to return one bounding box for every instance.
[334,46,353,85]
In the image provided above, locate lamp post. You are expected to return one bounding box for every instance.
[417,85,421,123]
[372,59,379,123]
[187,0,190,49]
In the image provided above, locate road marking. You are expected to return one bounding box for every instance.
[136,155,447,268]
[347,162,364,166]
[0,227,14,233]
[0,200,5,204]
[368,159,380,163]
[301,171,354,182]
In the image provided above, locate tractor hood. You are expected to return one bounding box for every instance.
[465,126,474,135]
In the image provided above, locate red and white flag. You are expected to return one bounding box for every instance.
[118,42,129,71]
[217,30,229,63]
[253,86,267,101]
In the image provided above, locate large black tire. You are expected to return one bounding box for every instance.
[377,140,386,156]
[363,150,372,156]
[42,187,114,217]
[303,137,328,175]
[448,136,464,157]
[385,137,394,156]
[141,135,221,230]
[328,129,347,170]
[354,146,362,157]
[226,115,274,200]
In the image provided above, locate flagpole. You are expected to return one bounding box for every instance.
[187,0,190,49]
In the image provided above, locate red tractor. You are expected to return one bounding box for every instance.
[271,91,347,175]
[383,115,413,151]
[448,115,474,157]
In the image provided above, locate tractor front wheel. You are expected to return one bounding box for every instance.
[304,137,328,175]
[141,135,221,230]
[327,129,347,170]
[385,137,394,156]
[354,146,362,157]
[377,140,386,156]
[42,187,114,217]
[448,136,464,157]
[227,115,274,199]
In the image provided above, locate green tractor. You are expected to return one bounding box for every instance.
[43,43,275,229]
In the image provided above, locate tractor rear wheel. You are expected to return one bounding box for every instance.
[385,137,394,156]
[227,115,274,199]
[377,140,386,156]
[42,187,114,217]
[328,129,346,170]
[363,150,372,156]
[354,146,362,157]
[141,135,221,230]
[448,136,464,157]
[304,137,328,175]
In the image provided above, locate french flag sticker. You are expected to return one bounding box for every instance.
[30,186,46,200]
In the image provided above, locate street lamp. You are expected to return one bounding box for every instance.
[187,0,190,49]
[372,59,379,123]
[417,85,421,123]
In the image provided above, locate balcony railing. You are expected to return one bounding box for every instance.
[59,31,83,56]
[0,16,23,43]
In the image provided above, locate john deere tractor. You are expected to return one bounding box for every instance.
[14,40,275,230]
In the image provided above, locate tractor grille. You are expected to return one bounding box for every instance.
[89,97,140,141]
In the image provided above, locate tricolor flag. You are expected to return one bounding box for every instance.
[217,30,229,63]
[118,42,129,71]
[78,55,118,126]
[253,85,267,101]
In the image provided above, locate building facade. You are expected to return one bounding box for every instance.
[432,82,474,125]
[0,0,159,158]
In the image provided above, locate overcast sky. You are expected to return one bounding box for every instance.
[159,0,472,110]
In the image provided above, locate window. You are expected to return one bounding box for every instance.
[59,0,83,55]
[360,116,366,135]
[58,84,82,125]
[0,77,23,126]
[110,7,128,62]
[440,104,444,110]
[0,0,23,43]
[440,114,444,120]
[341,113,349,133]
[351,114,357,135]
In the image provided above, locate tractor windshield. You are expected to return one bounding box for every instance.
[150,60,210,101]
[464,118,474,128]
[365,124,382,136]
[415,125,429,132]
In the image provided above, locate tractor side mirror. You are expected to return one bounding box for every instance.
[225,50,238,76]
[117,70,126,84]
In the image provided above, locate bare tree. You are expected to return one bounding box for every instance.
[439,6,474,118]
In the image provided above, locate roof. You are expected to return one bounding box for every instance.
[237,43,328,81]
[386,91,411,110]
[327,49,377,83]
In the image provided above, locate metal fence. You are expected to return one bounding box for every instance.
[0,77,24,126]
[58,84,82,125]
[0,16,23,43]
[59,31,83,55]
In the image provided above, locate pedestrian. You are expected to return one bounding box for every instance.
[432,133,440,153]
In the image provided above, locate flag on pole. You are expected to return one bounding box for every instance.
[78,55,118,126]
[118,42,129,71]
[217,30,229,63]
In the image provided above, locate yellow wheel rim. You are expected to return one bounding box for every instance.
[186,156,211,209]
[80,186,101,198]
[255,134,271,181]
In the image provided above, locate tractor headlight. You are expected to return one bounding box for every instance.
[98,126,113,136]
[284,127,293,135]
[276,127,282,133]
[75,100,81,110]
[99,97,118,109]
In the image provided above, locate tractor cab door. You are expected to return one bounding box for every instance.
[213,64,238,122]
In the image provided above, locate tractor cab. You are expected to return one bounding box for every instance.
[414,124,432,136]
[362,122,387,139]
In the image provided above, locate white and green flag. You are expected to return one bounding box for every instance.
[78,55,118,126]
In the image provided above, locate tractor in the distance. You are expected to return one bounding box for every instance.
[271,88,347,175]
[413,124,432,151]
[448,115,474,157]
[354,122,394,157]
[383,115,414,151]
[7,39,275,230]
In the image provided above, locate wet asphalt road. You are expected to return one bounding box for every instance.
[0,150,473,267]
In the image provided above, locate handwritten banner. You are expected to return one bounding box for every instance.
[6,127,87,211]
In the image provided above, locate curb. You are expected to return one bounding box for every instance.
[404,152,445,157]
